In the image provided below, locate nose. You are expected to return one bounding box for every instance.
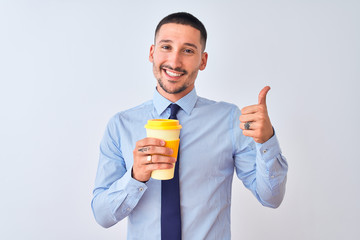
[167,51,182,69]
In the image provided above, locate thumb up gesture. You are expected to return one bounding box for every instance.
[239,86,274,143]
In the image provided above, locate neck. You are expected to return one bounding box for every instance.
[156,86,193,103]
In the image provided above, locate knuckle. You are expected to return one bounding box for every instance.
[167,148,174,155]
[150,155,157,162]
[241,108,249,115]
[133,148,141,155]
[258,116,266,123]
[160,147,171,155]
[167,156,174,163]
[258,105,265,111]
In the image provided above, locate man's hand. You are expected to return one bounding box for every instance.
[132,137,176,182]
[239,86,274,143]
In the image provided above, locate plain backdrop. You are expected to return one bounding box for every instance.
[1,0,359,239]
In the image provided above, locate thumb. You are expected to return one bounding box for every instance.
[258,86,271,105]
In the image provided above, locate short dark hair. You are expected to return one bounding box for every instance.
[154,12,207,51]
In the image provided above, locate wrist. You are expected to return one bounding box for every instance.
[131,168,148,183]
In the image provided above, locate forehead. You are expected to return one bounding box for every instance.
[155,23,202,46]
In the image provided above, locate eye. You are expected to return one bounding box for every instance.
[184,49,194,54]
[161,45,171,50]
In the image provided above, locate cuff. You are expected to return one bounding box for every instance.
[255,133,282,162]
[109,170,148,201]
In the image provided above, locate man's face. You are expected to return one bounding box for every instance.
[149,23,208,101]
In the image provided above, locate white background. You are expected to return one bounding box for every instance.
[1,0,359,239]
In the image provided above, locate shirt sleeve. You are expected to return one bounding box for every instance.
[232,106,288,208]
[91,115,147,228]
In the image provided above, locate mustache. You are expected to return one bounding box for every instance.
[160,65,187,75]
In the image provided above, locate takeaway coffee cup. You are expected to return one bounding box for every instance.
[144,119,182,180]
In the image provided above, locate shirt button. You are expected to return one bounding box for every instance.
[271,175,275,178]
[139,187,144,192]
[263,149,267,153]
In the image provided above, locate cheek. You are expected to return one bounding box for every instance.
[153,51,167,62]
[189,70,199,80]
[192,57,204,69]
[152,63,161,75]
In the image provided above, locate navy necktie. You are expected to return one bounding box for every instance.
[161,103,182,240]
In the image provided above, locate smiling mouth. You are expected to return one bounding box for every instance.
[161,66,186,78]
[165,69,183,77]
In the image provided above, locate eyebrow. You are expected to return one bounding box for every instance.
[158,39,198,50]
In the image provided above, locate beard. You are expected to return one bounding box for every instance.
[157,78,189,94]
[154,64,198,94]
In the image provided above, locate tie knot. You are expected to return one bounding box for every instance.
[169,104,181,119]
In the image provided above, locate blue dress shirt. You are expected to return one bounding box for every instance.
[91,88,288,240]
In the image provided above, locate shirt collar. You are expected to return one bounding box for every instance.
[153,87,198,116]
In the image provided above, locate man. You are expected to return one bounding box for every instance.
[92,12,288,239]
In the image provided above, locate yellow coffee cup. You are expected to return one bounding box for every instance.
[145,119,182,180]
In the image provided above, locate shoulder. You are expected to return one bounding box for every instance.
[196,96,240,113]
[109,100,153,124]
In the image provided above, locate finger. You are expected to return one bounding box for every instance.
[241,104,259,115]
[145,162,175,171]
[239,113,257,123]
[137,145,173,156]
[146,155,176,164]
[136,137,166,148]
[239,121,258,131]
[242,128,261,139]
[258,86,271,105]
[242,129,269,143]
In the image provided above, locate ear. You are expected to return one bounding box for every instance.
[149,45,155,63]
[199,52,208,71]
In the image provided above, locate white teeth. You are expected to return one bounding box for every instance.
[166,70,182,77]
